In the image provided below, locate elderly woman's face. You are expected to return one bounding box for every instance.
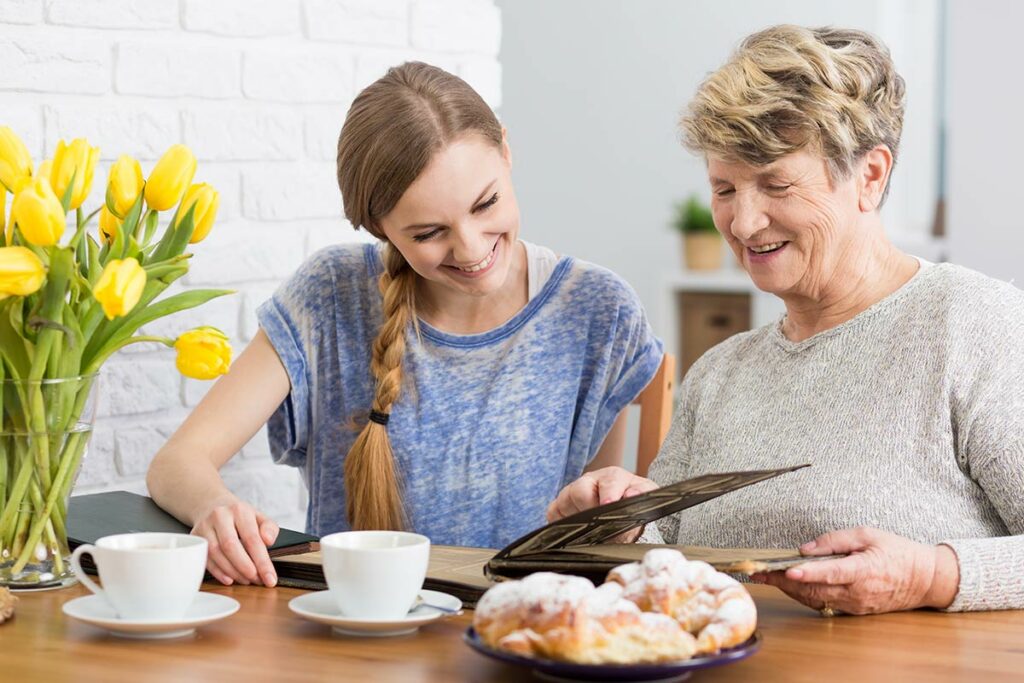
[707,149,862,300]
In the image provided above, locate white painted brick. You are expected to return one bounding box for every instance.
[182,220,306,285]
[0,35,109,94]
[182,376,211,408]
[71,424,117,490]
[305,218,367,257]
[239,283,278,342]
[2,104,44,161]
[44,104,179,161]
[46,0,178,30]
[242,48,354,103]
[0,0,42,24]
[241,163,341,220]
[353,49,459,92]
[114,419,181,477]
[98,356,182,417]
[120,479,150,496]
[277,508,306,533]
[183,106,303,161]
[220,463,304,520]
[116,42,240,99]
[183,0,299,37]
[304,0,408,47]
[410,0,500,55]
[141,288,242,346]
[459,58,501,109]
[304,106,346,161]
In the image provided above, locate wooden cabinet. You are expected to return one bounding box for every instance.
[676,292,751,377]
[662,270,786,382]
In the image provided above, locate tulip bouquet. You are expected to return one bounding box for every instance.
[0,127,233,587]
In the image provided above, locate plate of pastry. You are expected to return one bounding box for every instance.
[465,548,761,682]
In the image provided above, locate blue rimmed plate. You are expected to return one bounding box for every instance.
[463,627,761,682]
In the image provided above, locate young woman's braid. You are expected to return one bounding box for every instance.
[336,61,503,530]
[343,245,416,530]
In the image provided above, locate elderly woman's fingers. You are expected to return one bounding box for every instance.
[622,478,658,499]
[547,467,656,523]
[758,571,848,611]
[786,555,862,584]
[592,468,644,505]
[567,474,602,512]
[800,526,880,556]
[547,474,597,522]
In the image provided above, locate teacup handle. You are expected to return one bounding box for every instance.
[70,544,107,602]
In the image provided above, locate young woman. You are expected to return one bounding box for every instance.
[147,62,663,587]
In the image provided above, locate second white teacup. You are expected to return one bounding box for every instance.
[320,530,430,620]
[70,532,207,621]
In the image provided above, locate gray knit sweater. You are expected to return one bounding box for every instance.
[644,261,1024,612]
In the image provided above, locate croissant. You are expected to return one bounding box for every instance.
[474,549,757,664]
[607,548,758,654]
[474,572,698,664]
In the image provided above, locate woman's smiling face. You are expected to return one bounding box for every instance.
[707,149,864,302]
[378,132,521,301]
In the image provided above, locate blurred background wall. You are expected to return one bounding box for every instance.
[497,0,946,338]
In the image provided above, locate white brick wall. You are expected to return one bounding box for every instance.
[0,0,502,532]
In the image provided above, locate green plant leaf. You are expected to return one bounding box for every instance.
[673,195,717,234]
[0,300,32,379]
[84,288,235,372]
[86,235,102,287]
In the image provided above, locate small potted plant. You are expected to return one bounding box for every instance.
[673,195,722,270]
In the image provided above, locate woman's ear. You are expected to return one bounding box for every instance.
[501,126,513,167]
[857,145,893,212]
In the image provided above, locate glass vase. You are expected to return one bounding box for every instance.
[0,375,99,589]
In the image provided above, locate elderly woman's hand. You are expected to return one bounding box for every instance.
[546,466,657,543]
[752,527,960,615]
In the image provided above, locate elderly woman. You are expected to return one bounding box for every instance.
[548,25,1024,615]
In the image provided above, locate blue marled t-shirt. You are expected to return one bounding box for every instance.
[257,241,662,548]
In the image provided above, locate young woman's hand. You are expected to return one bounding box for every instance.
[191,495,280,587]
[546,466,658,543]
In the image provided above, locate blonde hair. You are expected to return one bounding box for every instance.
[336,62,502,530]
[681,25,906,202]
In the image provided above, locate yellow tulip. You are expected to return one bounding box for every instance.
[98,205,121,244]
[145,145,196,211]
[50,138,99,210]
[11,176,65,246]
[0,127,33,194]
[174,327,231,380]
[1,189,7,246]
[36,160,52,185]
[106,155,144,218]
[93,258,146,320]
[0,246,46,297]
[177,183,219,243]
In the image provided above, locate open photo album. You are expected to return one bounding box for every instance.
[68,464,823,606]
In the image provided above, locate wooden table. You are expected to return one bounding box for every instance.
[4,582,1024,682]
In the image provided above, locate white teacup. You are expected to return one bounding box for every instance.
[320,530,430,619]
[70,532,207,621]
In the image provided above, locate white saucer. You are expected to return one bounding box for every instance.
[289,589,463,637]
[62,592,240,639]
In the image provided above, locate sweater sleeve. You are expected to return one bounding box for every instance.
[941,284,1024,611]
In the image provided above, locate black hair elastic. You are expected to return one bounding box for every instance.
[368,410,390,426]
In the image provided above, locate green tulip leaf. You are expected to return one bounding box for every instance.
[85,288,234,372]
[0,300,32,379]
